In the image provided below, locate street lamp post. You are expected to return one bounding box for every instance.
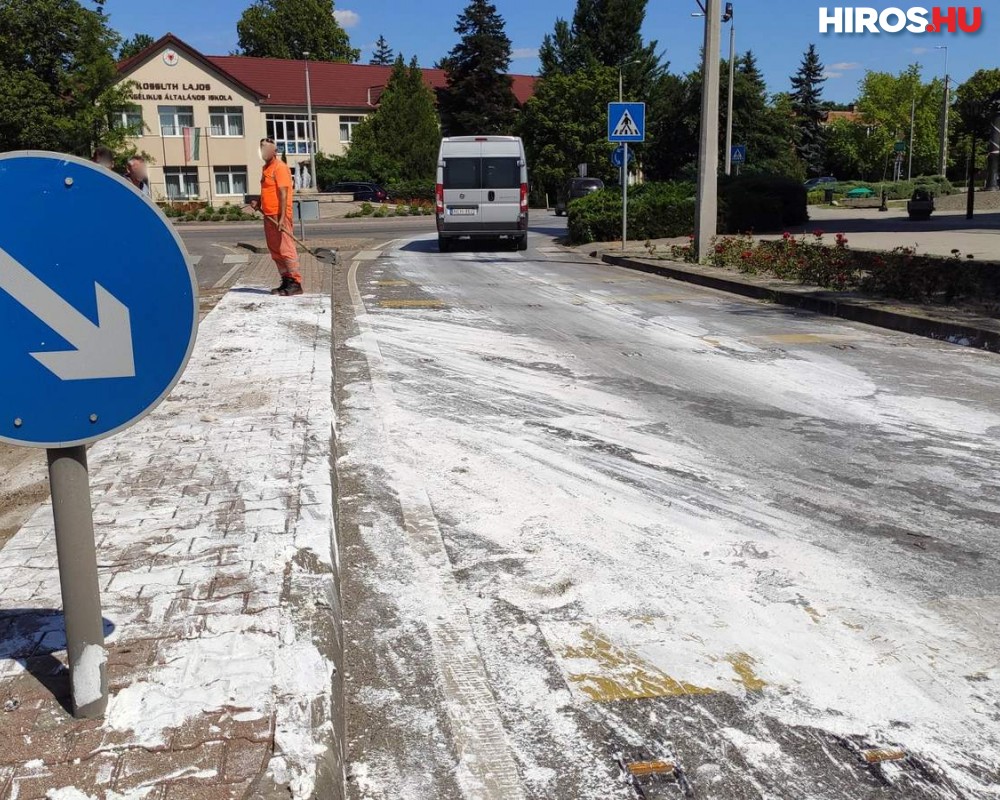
[908,90,916,181]
[723,3,736,176]
[935,45,949,178]
[303,51,317,193]
[694,0,723,262]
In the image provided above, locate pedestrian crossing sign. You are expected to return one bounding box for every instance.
[608,102,646,143]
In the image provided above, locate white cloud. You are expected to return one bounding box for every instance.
[334,9,360,28]
[823,71,844,79]
[511,47,539,60]
[829,61,862,70]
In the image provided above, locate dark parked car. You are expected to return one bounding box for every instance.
[803,176,838,190]
[554,177,605,216]
[331,181,388,202]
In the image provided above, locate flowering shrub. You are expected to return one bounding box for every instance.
[664,232,1000,306]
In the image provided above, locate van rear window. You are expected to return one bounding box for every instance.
[483,158,521,189]
[443,158,481,190]
[444,157,521,189]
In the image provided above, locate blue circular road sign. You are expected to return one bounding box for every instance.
[0,152,198,448]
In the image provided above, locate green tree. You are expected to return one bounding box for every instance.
[519,63,619,200]
[824,117,888,181]
[647,52,802,182]
[952,69,1000,189]
[790,44,827,176]
[369,34,394,66]
[327,55,440,185]
[539,0,662,99]
[438,0,519,136]
[855,65,943,179]
[118,33,155,60]
[237,0,360,62]
[0,0,136,156]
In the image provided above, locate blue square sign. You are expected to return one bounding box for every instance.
[608,102,646,143]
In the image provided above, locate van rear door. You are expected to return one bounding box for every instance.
[480,156,522,230]
[442,140,483,229]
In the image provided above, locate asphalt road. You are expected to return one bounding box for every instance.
[336,217,1000,799]
[177,216,436,288]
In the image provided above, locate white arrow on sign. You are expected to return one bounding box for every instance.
[0,246,135,381]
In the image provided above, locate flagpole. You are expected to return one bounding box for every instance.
[204,127,213,207]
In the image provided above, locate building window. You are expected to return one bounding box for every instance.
[265,113,317,155]
[159,105,194,137]
[209,106,244,137]
[339,115,364,142]
[164,167,200,199]
[116,105,144,136]
[214,166,248,196]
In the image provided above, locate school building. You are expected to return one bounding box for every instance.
[114,34,536,203]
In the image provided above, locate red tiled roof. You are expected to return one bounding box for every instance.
[117,33,536,109]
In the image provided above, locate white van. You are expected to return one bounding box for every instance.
[435,136,529,252]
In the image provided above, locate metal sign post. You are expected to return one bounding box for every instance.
[0,152,198,718]
[48,446,106,718]
[609,102,646,255]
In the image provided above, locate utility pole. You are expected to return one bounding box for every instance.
[303,52,317,192]
[724,3,736,176]
[694,0,722,262]
[935,46,949,177]
[908,91,916,180]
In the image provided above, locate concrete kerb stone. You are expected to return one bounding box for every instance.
[598,252,1000,354]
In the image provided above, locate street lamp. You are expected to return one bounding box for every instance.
[935,45,949,178]
[723,3,736,176]
[302,51,317,192]
[694,0,723,262]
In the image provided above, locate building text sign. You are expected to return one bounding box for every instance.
[133,82,234,103]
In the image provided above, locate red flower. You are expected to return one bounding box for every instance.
[812,229,825,238]
[741,250,753,259]
[782,231,792,240]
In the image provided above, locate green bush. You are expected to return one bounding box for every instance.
[807,190,827,205]
[567,182,696,244]
[722,175,808,233]
[386,180,435,203]
[373,205,389,218]
[834,176,955,202]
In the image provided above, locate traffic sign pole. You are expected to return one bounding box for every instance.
[48,446,107,718]
[622,142,629,252]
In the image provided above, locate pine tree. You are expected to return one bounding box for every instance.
[344,55,441,182]
[790,44,827,176]
[369,34,394,65]
[539,0,662,98]
[438,0,519,136]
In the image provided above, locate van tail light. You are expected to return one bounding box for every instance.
[520,183,528,213]
[435,183,444,214]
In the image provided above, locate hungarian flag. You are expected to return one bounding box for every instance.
[183,127,201,162]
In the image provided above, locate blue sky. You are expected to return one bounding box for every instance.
[103,1,994,103]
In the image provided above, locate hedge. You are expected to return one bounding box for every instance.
[722,175,808,233]
[567,182,696,244]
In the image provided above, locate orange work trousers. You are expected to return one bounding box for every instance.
[264,215,302,284]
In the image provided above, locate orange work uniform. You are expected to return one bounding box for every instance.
[260,158,302,284]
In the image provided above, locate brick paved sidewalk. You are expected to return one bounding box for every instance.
[0,255,338,800]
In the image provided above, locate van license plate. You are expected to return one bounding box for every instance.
[449,208,476,215]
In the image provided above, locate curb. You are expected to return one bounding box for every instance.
[237,241,266,253]
[599,253,1000,354]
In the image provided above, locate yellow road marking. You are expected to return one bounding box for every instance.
[561,629,715,702]
[861,748,906,765]
[625,761,676,778]
[725,652,767,692]
[756,333,860,345]
[375,279,411,286]
[378,299,446,309]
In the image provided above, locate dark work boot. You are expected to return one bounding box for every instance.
[271,275,291,295]
[278,280,303,297]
